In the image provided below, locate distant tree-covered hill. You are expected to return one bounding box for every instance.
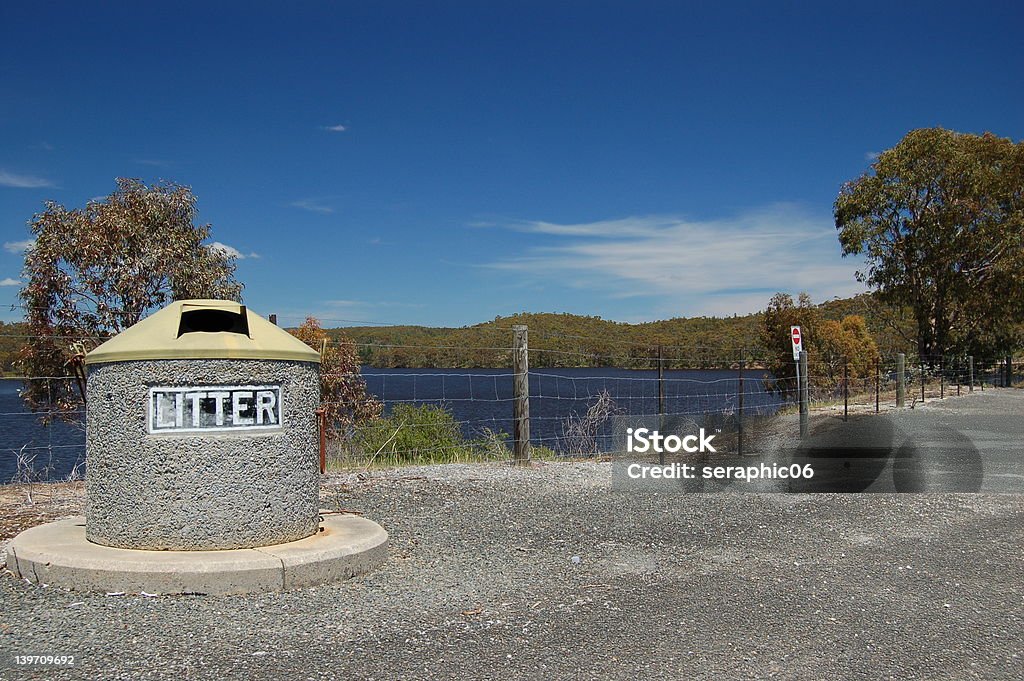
[0,294,917,374]
[329,293,917,369]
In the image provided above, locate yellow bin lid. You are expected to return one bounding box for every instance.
[84,300,321,365]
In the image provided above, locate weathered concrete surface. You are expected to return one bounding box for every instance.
[256,512,391,589]
[86,359,320,550]
[6,514,387,595]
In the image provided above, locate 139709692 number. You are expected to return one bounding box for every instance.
[13,655,75,666]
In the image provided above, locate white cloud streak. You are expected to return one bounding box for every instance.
[0,170,54,188]
[274,299,425,327]
[289,199,335,214]
[323,299,423,309]
[322,124,348,132]
[0,277,21,287]
[482,204,865,317]
[4,239,35,254]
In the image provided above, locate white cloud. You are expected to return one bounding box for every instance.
[272,299,425,327]
[482,204,866,318]
[0,170,54,188]
[0,277,21,287]
[323,299,422,309]
[208,241,260,260]
[4,239,35,254]
[322,124,348,132]
[289,199,334,214]
[865,151,880,161]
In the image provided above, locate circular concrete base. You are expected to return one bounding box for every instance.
[5,513,387,595]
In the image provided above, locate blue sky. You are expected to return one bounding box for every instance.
[2,2,1022,326]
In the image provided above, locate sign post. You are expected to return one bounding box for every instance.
[791,326,807,438]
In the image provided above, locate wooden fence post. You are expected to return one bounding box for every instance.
[512,325,531,466]
[968,355,974,392]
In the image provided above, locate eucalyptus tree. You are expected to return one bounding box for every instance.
[834,127,1024,361]
[18,178,242,417]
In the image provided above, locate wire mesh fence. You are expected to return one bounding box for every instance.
[1,324,1021,479]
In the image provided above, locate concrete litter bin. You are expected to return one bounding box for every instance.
[5,300,388,594]
[84,299,322,550]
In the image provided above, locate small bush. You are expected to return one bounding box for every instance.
[561,389,621,457]
[353,403,469,465]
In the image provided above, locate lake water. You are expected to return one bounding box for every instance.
[0,378,86,483]
[0,367,779,481]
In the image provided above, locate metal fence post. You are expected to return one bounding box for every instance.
[657,345,665,465]
[512,325,531,465]
[940,357,944,399]
[1006,356,1012,388]
[738,359,745,456]
[657,345,665,415]
[843,358,848,422]
[799,350,808,438]
[920,358,926,404]
[896,353,906,408]
[874,356,880,413]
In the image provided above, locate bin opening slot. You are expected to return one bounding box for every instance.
[177,306,250,337]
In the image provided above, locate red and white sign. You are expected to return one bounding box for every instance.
[791,326,803,360]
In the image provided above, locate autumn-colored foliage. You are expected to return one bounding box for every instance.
[290,317,382,439]
[759,293,879,396]
[815,316,879,388]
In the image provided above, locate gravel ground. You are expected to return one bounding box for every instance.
[2,400,1023,679]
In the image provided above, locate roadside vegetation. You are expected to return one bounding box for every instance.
[324,403,558,470]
